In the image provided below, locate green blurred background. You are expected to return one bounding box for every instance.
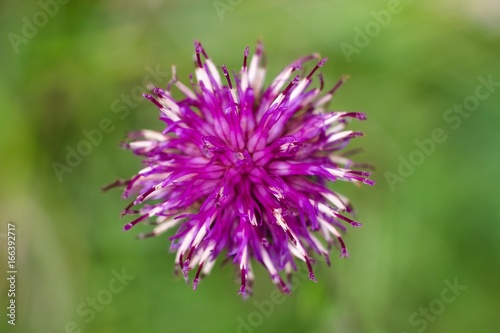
[1,0,499,332]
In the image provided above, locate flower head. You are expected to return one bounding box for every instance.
[106,41,374,296]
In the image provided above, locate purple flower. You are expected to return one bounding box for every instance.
[106,41,374,296]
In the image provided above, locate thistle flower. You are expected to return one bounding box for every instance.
[106,41,374,296]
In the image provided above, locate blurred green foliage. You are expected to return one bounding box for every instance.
[1,0,499,332]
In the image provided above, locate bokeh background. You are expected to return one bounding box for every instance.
[1,0,499,332]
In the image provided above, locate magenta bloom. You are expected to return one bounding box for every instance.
[107,41,373,296]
